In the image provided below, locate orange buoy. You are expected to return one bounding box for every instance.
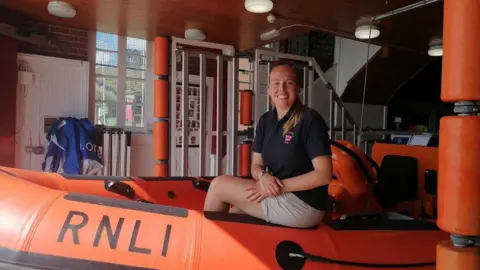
[437,116,480,236]
[441,0,480,102]
[239,141,252,177]
[240,90,253,126]
[154,37,169,76]
[437,241,480,270]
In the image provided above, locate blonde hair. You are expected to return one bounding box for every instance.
[269,62,304,137]
[282,100,303,137]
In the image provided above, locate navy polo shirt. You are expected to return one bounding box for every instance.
[252,104,331,211]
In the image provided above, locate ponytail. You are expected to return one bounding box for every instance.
[282,100,303,137]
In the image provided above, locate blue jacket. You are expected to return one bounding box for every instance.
[42,117,103,175]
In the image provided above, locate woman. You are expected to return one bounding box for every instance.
[203,63,332,228]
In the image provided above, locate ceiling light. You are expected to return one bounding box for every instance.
[185,29,206,41]
[355,25,380,39]
[428,38,443,57]
[47,1,76,18]
[428,45,443,56]
[244,0,274,13]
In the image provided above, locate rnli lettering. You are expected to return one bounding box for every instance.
[57,210,172,257]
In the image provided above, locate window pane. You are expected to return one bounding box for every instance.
[126,54,145,70]
[96,32,118,51]
[96,51,118,67]
[95,102,117,126]
[127,37,147,56]
[125,80,145,104]
[96,65,118,76]
[126,68,145,79]
[96,77,117,102]
[125,104,144,128]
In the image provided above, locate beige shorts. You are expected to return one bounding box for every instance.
[261,192,325,228]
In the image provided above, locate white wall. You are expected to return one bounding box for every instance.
[15,54,89,170]
[311,37,385,135]
[335,37,381,96]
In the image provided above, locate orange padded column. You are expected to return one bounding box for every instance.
[441,0,480,102]
[437,117,480,235]
[153,36,169,176]
[240,90,253,126]
[437,241,480,270]
[239,141,252,177]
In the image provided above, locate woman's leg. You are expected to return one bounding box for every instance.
[204,175,265,220]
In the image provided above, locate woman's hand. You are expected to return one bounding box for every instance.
[245,186,265,203]
[258,173,284,197]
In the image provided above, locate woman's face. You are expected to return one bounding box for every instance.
[268,65,298,110]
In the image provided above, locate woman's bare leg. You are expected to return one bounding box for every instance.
[204,175,265,220]
[229,206,246,214]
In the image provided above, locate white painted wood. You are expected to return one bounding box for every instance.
[15,54,89,171]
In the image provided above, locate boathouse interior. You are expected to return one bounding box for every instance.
[0,0,479,269]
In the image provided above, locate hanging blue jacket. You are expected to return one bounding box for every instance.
[42,117,103,175]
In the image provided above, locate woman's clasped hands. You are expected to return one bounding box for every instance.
[245,173,284,203]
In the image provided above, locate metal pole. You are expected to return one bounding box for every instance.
[341,107,346,140]
[308,62,314,108]
[229,57,239,176]
[267,60,271,111]
[253,50,260,128]
[329,90,335,138]
[181,51,189,177]
[353,125,358,145]
[302,66,307,105]
[216,55,223,176]
[199,53,206,176]
[374,0,441,21]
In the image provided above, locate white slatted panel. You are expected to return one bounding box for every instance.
[15,54,89,171]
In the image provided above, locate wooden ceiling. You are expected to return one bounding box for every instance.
[0,0,444,52]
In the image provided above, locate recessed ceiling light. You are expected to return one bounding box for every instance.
[185,29,206,41]
[428,45,443,56]
[47,1,76,18]
[244,0,274,14]
[355,25,380,39]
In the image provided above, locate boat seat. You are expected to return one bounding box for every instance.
[204,211,319,230]
[373,155,418,209]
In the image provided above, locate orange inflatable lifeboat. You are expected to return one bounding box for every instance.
[0,167,448,269]
[1,140,383,220]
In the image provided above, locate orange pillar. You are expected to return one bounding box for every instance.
[437,0,480,268]
[240,90,253,126]
[239,141,252,177]
[153,36,170,176]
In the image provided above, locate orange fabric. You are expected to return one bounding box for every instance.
[437,241,480,270]
[441,0,480,102]
[0,169,448,269]
[437,117,480,235]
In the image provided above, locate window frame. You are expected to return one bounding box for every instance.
[92,32,153,133]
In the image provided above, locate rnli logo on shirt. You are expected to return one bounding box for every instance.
[284,132,294,144]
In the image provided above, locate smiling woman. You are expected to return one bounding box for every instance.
[203,63,333,228]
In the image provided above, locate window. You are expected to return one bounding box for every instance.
[95,32,150,131]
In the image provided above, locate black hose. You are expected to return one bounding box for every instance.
[302,252,435,268]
